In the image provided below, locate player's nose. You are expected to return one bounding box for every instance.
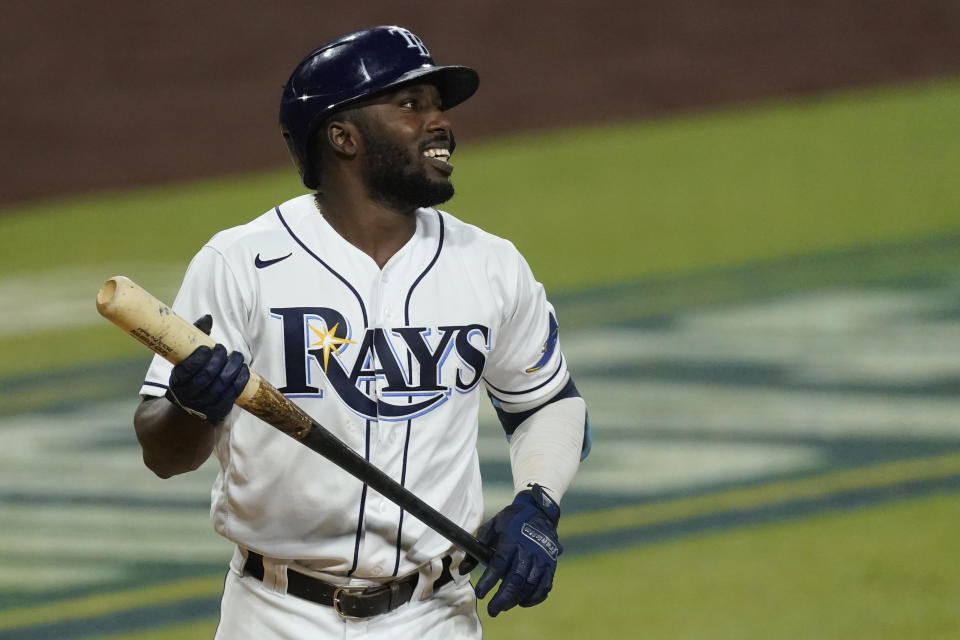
[425,107,452,137]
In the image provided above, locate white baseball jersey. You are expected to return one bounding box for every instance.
[140,193,568,580]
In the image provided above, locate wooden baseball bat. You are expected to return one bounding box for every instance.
[96,275,494,566]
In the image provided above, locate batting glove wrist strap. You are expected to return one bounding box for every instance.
[523,483,561,525]
[465,483,563,617]
[165,387,209,421]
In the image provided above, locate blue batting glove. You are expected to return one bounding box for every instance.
[468,483,562,617]
[165,315,249,424]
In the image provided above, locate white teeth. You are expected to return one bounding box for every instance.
[423,148,451,161]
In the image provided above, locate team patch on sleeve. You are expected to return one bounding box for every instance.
[525,312,559,373]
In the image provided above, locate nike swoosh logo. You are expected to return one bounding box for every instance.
[254,252,293,269]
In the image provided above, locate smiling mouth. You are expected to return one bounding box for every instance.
[423,147,453,175]
[423,148,451,163]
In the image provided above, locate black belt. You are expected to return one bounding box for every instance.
[243,552,454,619]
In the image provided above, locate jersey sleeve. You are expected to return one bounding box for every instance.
[483,250,568,406]
[139,245,252,397]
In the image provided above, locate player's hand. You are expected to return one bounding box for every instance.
[165,315,250,424]
[461,483,562,617]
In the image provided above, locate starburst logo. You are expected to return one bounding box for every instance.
[309,321,356,372]
[270,306,491,418]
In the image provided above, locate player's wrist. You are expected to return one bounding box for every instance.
[516,483,561,525]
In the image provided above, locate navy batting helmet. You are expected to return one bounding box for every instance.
[279,26,479,189]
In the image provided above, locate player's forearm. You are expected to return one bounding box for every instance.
[133,396,218,478]
[507,396,586,502]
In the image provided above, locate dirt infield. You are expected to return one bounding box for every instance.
[3,1,959,206]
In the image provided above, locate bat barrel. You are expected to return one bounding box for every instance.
[95,277,118,308]
[96,275,216,363]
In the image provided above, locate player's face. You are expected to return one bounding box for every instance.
[355,83,456,211]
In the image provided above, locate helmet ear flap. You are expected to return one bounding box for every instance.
[281,127,317,190]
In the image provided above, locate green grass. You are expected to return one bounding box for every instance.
[70,492,959,639]
[2,78,958,378]
[480,493,960,639]
[91,621,219,640]
[0,173,302,280]
[0,325,145,381]
[3,77,958,639]
[453,79,960,288]
[3,576,224,634]
[2,77,959,290]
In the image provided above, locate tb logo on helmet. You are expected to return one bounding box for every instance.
[387,27,431,58]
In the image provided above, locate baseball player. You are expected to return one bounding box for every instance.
[134,26,589,639]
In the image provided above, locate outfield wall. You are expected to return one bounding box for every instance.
[3,1,959,205]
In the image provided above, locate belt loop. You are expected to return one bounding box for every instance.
[274,562,289,595]
[230,546,248,576]
[388,581,402,609]
[259,556,287,595]
[431,555,454,594]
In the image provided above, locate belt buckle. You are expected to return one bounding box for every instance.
[332,584,368,620]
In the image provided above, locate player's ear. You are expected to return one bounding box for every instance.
[326,119,360,158]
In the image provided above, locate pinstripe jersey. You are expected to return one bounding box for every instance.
[140,193,568,579]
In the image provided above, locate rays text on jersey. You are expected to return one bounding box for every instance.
[271,306,490,421]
